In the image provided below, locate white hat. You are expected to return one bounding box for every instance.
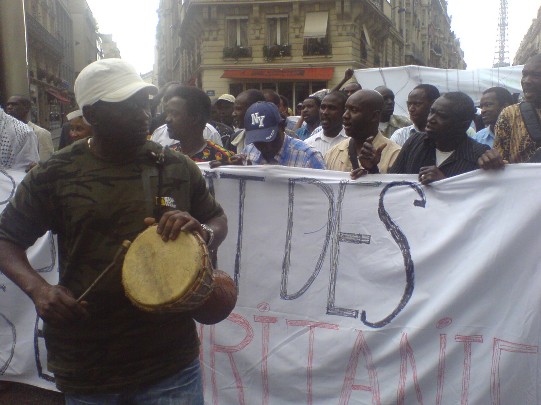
[217,94,235,104]
[74,58,157,108]
[66,110,82,121]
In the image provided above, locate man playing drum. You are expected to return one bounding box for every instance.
[0,58,227,404]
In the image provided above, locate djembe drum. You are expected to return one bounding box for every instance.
[121,227,237,323]
[122,227,214,313]
[191,269,237,325]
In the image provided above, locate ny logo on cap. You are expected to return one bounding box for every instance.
[251,112,266,128]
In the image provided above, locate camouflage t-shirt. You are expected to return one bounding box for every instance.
[0,139,224,393]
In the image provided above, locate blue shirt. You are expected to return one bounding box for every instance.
[295,124,312,141]
[473,127,494,148]
[244,135,326,169]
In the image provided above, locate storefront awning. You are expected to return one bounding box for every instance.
[46,89,70,104]
[221,67,334,81]
[303,12,329,39]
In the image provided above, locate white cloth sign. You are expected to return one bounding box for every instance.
[354,65,523,116]
[1,165,540,404]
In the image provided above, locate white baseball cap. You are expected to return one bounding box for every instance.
[217,94,235,104]
[74,58,157,108]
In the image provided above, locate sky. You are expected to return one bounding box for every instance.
[447,0,541,68]
[86,0,160,74]
[85,0,541,73]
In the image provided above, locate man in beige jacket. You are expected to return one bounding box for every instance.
[325,89,401,176]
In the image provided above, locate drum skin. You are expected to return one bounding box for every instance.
[122,227,213,312]
[192,270,237,325]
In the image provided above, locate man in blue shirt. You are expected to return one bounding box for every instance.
[473,87,513,147]
[243,102,326,169]
[295,96,321,141]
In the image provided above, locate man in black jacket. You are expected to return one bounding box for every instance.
[389,92,489,185]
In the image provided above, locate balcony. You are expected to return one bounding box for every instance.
[25,13,63,58]
[223,46,252,59]
[263,44,292,60]
[431,43,443,56]
[406,43,426,65]
[303,39,332,57]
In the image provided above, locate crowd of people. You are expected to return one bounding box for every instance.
[144,54,541,183]
[0,54,540,403]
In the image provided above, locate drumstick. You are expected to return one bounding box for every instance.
[76,240,132,303]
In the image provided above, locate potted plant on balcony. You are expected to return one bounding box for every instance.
[223,45,251,60]
[263,44,291,60]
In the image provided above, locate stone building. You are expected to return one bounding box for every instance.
[156,0,465,107]
[100,34,122,59]
[0,0,100,130]
[403,0,465,69]
[25,0,75,129]
[514,6,541,65]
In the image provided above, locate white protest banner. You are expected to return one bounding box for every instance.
[0,169,57,390]
[1,165,540,404]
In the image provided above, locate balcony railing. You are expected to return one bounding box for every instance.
[223,46,252,59]
[431,43,443,56]
[263,44,292,60]
[25,13,63,58]
[303,40,332,56]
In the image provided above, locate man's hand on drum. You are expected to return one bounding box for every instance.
[32,284,89,326]
[145,211,207,243]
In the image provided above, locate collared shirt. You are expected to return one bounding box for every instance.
[494,103,541,163]
[379,114,412,138]
[324,131,401,173]
[473,127,495,148]
[304,127,348,156]
[231,129,246,154]
[295,123,314,141]
[389,132,490,176]
[390,124,422,146]
[151,123,223,148]
[0,107,39,170]
[244,135,326,169]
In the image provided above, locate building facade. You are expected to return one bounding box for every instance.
[0,0,101,131]
[100,34,122,59]
[514,6,541,65]
[403,0,465,69]
[156,0,465,107]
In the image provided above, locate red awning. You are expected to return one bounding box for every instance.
[46,89,70,104]
[221,67,334,81]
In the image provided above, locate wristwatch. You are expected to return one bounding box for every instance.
[200,224,215,246]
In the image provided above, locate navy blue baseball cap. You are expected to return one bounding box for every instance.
[244,101,283,144]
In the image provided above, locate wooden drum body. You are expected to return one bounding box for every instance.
[122,227,214,313]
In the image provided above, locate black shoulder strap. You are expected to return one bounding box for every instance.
[519,102,541,146]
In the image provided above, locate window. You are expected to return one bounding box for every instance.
[303,12,330,56]
[361,32,368,60]
[267,16,288,46]
[226,18,248,47]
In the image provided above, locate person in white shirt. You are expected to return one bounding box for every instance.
[305,91,349,156]
[152,122,223,147]
[390,84,440,146]
[0,107,39,170]
[6,95,54,161]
